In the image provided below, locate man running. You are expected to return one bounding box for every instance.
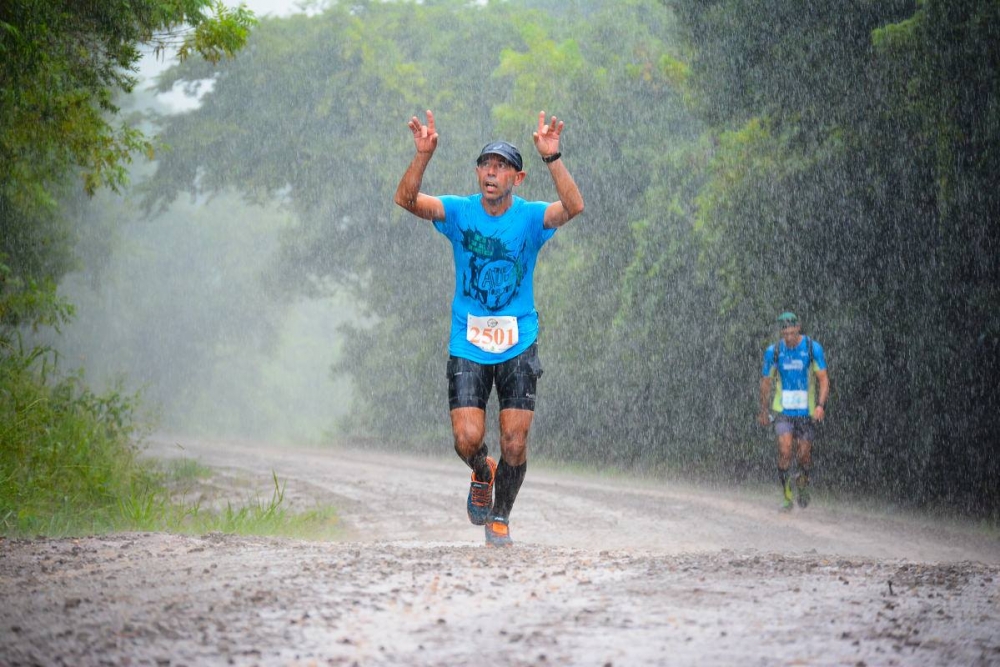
[393,110,584,546]
[758,312,830,511]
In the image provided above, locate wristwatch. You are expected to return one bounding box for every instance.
[542,152,562,164]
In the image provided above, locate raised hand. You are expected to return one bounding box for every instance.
[407,110,439,155]
[532,110,563,157]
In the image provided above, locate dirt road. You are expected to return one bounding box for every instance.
[1,436,998,666]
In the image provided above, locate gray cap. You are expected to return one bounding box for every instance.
[477,141,523,171]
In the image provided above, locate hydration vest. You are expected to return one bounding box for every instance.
[773,336,814,369]
[771,336,818,415]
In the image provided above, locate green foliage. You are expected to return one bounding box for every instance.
[0,0,254,201]
[670,0,1000,512]
[0,261,76,333]
[0,345,147,534]
[0,344,340,537]
[175,1,257,64]
[0,0,257,337]
[0,0,261,536]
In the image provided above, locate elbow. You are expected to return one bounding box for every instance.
[568,200,585,219]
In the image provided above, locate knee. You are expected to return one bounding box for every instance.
[499,431,528,464]
[453,426,484,460]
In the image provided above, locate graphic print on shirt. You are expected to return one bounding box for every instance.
[460,228,527,312]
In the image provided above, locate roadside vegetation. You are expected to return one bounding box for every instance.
[0,344,339,538]
[0,1,338,540]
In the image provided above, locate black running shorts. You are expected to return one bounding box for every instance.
[446,343,543,411]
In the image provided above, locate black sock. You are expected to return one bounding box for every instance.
[778,467,789,489]
[493,459,526,519]
[465,444,492,482]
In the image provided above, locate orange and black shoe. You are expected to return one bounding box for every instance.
[466,456,497,526]
[485,515,513,547]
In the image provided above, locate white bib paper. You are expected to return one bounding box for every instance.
[781,390,808,411]
[467,314,519,354]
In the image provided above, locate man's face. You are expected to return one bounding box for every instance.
[780,323,801,344]
[476,155,523,200]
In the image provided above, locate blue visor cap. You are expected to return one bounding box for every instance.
[477,141,523,171]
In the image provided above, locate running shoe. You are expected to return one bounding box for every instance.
[796,472,810,508]
[781,478,794,512]
[485,515,513,547]
[466,456,497,526]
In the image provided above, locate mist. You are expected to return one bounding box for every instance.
[42,183,356,444]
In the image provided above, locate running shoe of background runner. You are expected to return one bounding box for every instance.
[781,478,794,512]
[796,472,810,508]
[485,515,513,547]
[467,456,497,525]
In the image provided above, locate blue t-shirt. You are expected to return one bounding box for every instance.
[435,194,555,364]
[761,336,827,417]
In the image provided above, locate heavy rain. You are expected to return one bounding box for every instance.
[1,0,998,665]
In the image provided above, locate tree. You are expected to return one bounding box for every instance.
[1,0,255,334]
[669,0,999,513]
[0,0,256,534]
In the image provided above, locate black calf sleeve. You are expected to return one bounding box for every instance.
[493,459,526,519]
[465,444,492,483]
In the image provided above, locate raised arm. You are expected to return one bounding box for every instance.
[533,111,585,229]
[394,110,445,221]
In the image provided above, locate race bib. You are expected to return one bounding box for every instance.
[781,390,808,411]
[467,314,518,354]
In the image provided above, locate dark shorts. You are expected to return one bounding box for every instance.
[774,415,815,442]
[446,343,544,411]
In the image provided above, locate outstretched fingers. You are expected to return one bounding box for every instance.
[408,110,436,137]
[533,110,563,153]
[408,110,438,152]
[536,110,561,134]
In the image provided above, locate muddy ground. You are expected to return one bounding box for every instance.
[1,436,997,666]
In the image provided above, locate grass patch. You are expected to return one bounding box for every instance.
[1,343,339,539]
[162,456,214,484]
[154,463,342,539]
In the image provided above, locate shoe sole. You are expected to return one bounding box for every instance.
[485,517,512,546]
